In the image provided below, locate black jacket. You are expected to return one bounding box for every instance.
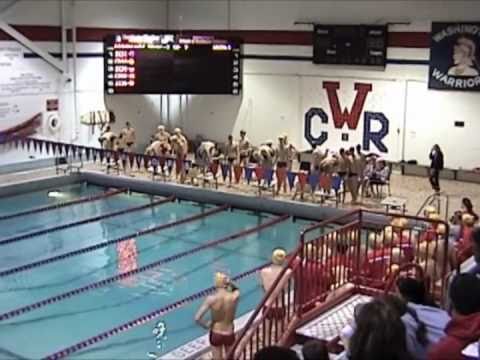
[430,150,444,170]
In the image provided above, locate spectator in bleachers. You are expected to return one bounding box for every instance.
[348,297,413,360]
[393,278,450,360]
[456,213,476,264]
[428,273,480,360]
[253,346,300,360]
[469,228,480,275]
[302,339,329,360]
[460,198,479,223]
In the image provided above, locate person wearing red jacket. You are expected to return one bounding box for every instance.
[428,273,480,360]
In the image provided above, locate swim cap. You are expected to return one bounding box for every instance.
[272,248,287,265]
[462,213,475,226]
[428,213,441,221]
[437,223,447,235]
[174,128,181,134]
[424,206,437,217]
[214,272,228,288]
[157,125,165,131]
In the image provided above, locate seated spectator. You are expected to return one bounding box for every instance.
[450,199,478,239]
[253,346,300,360]
[460,198,479,223]
[428,273,480,360]
[444,228,480,312]
[361,156,376,197]
[456,214,476,264]
[348,297,413,360]
[470,228,480,275]
[420,213,442,243]
[393,278,451,360]
[368,159,390,196]
[302,339,329,360]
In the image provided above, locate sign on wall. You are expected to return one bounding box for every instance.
[302,77,403,161]
[429,22,480,91]
[0,43,59,133]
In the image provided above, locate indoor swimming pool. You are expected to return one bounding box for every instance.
[0,182,311,359]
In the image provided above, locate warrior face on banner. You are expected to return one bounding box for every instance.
[448,36,479,77]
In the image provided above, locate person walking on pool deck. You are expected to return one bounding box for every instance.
[195,272,240,360]
[429,144,444,193]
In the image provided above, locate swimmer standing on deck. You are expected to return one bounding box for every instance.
[195,272,240,360]
[260,249,292,323]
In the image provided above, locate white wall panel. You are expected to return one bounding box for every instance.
[72,0,167,29]
[404,80,480,169]
[168,0,229,30]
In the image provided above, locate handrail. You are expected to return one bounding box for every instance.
[416,193,438,217]
[227,244,302,360]
[229,209,452,359]
[300,209,360,238]
[0,214,289,321]
[416,192,450,222]
[0,195,175,247]
[0,188,126,221]
[0,205,228,278]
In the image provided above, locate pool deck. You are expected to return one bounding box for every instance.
[2,162,480,220]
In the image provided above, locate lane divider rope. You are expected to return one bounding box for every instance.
[0,205,228,278]
[44,262,269,360]
[0,188,127,221]
[0,215,289,321]
[0,195,175,247]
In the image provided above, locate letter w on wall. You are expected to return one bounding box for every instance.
[323,82,372,129]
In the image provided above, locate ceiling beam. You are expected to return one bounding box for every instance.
[0,20,66,74]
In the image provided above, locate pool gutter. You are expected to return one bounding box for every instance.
[158,309,257,360]
[0,172,82,197]
[81,170,349,222]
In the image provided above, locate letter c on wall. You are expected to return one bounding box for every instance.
[304,107,328,147]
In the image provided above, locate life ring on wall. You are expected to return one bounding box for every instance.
[48,114,61,134]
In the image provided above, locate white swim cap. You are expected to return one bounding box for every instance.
[272,249,287,266]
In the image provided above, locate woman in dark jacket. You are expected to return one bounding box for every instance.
[429,145,444,193]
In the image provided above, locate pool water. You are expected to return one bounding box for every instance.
[0,182,311,359]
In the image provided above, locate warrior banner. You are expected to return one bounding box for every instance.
[429,22,480,91]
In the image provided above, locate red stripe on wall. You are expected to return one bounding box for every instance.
[0,25,430,48]
[388,31,430,48]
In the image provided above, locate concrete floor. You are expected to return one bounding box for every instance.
[1,163,479,220]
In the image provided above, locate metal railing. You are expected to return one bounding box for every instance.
[227,209,450,360]
[416,192,450,222]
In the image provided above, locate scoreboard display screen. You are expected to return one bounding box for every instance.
[104,34,241,95]
[313,25,387,67]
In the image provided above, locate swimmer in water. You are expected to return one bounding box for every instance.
[195,272,240,360]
